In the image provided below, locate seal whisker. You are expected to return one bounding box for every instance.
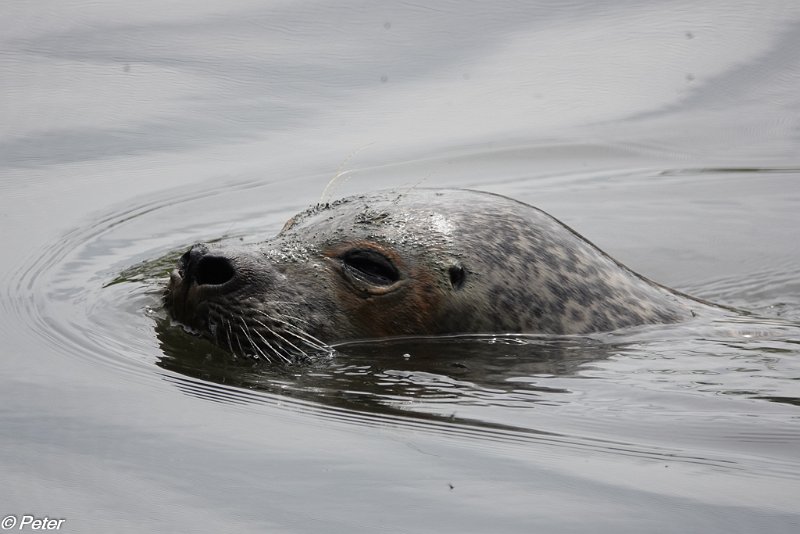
[252,316,327,353]
[233,324,247,357]
[266,327,310,359]
[221,316,236,355]
[251,329,291,364]
[242,316,296,363]
[254,308,313,327]
[261,331,295,363]
[208,306,246,357]
[222,314,248,357]
[264,314,327,346]
[237,315,269,362]
[278,321,329,352]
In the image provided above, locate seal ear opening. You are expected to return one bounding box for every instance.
[448,265,466,290]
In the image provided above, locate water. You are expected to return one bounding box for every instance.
[2,1,799,532]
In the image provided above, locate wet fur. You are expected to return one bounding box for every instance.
[165,188,718,362]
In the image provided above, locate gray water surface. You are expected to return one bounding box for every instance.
[2,2,800,533]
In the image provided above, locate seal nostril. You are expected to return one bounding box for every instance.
[195,255,236,286]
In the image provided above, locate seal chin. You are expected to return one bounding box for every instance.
[163,270,197,329]
[164,265,217,331]
[168,268,183,290]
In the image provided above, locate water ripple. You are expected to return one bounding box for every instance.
[4,167,800,477]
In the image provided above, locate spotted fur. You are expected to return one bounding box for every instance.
[165,188,718,361]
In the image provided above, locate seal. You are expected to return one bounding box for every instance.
[164,188,719,363]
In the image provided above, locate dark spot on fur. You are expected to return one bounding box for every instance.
[569,308,585,322]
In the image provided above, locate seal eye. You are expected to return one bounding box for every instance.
[341,249,400,286]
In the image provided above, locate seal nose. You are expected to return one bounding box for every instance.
[180,245,236,287]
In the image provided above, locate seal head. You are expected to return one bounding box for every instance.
[164,189,708,362]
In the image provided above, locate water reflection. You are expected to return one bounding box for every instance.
[156,318,611,411]
[156,308,800,416]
